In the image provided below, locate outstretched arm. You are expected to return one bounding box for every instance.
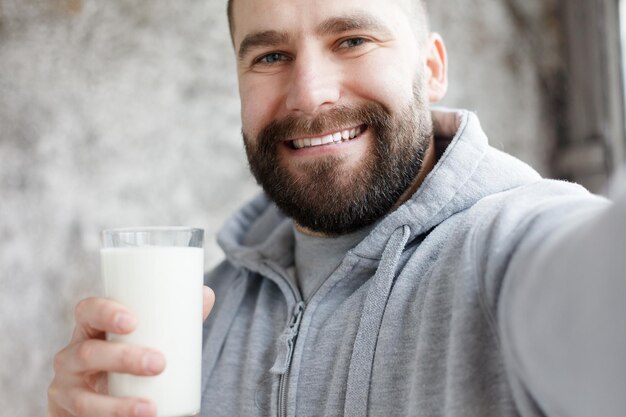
[501,170,626,416]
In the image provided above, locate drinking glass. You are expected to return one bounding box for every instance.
[101,227,204,417]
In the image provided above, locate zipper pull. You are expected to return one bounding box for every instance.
[288,301,305,332]
[270,302,305,375]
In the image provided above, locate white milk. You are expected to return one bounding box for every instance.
[101,246,204,417]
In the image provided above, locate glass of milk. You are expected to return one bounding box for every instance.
[101,227,204,417]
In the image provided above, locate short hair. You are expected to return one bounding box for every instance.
[226,0,236,42]
[226,0,429,46]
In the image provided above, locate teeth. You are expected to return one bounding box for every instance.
[291,126,363,149]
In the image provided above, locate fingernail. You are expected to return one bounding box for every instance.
[142,352,165,374]
[134,401,155,417]
[114,313,134,331]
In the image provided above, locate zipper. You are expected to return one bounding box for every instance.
[277,301,305,417]
[259,261,305,417]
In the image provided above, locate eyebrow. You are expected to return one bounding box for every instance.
[315,13,392,37]
[237,13,392,61]
[238,30,290,61]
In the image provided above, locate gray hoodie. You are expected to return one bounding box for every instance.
[201,109,623,416]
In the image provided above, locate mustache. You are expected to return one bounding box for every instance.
[256,103,391,145]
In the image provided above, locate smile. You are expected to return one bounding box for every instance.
[290,125,366,149]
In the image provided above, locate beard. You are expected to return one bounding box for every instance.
[243,83,433,236]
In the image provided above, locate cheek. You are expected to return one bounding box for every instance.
[344,53,419,108]
[239,77,285,138]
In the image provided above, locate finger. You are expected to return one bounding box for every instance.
[203,286,215,320]
[55,339,165,376]
[73,297,137,341]
[51,385,157,417]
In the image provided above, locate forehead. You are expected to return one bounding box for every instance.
[231,0,415,46]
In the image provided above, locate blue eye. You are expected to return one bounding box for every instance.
[341,38,365,48]
[259,53,285,64]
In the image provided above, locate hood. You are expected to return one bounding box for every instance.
[217,108,541,270]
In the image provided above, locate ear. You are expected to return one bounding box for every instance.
[424,33,448,103]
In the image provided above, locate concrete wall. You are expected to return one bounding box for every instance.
[0,0,562,414]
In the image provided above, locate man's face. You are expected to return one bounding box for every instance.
[232,0,436,235]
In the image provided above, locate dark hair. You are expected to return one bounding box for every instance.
[226,0,235,43]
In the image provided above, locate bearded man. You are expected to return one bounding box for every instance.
[48,0,626,416]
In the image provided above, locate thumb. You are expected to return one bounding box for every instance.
[203,286,216,320]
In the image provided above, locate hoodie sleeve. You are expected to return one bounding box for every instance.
[498,169,626,417]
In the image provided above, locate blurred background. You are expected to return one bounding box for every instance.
[0,0,624,415]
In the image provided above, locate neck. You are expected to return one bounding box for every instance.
[392,135,436,210]
[294,224,328,238]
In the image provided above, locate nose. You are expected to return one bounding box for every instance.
[285,49,341,115]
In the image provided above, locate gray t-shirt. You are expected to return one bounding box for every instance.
[293,225,372,302]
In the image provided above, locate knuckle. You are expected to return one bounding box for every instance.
[76,297,120,329]
[74,298,93,320]
[52,349,67,374]
[47,383,60,404]
[76,341,95,368]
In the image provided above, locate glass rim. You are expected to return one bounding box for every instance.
[102,226,203,236]
[101,226,204,249]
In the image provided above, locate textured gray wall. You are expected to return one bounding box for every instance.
[0,0,561,415]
